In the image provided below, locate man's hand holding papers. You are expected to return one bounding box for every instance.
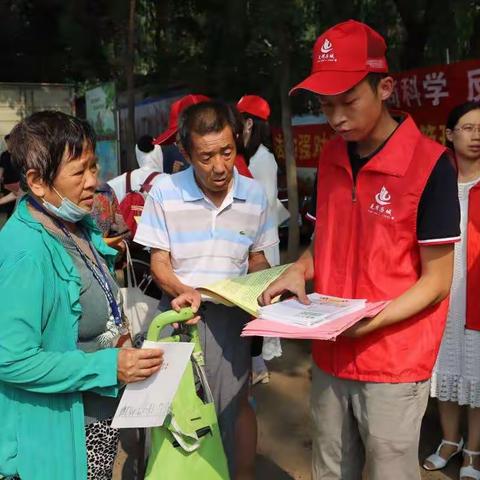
[259,262,312,307]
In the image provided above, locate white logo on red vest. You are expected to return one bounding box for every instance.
[375,186,391,206]
[320,38,333,54]
[369,186,395,220]
[317,38,337,63]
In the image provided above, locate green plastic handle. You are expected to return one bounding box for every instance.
[146,307,195,341]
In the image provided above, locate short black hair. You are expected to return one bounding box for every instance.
[445,101,480,150]
[137,135,154,153]
[366,72,388,92]
[178,100,242,155]
[9,110,96,190]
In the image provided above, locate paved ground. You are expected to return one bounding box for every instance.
[113,339,462,479]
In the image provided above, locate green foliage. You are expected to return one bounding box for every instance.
[104,82,116,109]
[0,0,479,115]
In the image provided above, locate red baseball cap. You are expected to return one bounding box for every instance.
[153,94,210,145]
[237,95,271,121]
[290,20,388,96]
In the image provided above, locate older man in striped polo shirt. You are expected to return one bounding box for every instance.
[134,100,277,478]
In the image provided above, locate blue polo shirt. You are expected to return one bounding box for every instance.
[134,167,278,288]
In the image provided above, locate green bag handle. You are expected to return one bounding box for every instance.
[146,307,203,361]
[147,307,194,341]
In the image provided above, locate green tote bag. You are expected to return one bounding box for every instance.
[144,308,230,480]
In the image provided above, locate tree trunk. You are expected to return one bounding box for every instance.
[278,27,300,262]
[125,0,136,170]
[469,9,480,60]
[154,0,166,67]
[393,0,435,69]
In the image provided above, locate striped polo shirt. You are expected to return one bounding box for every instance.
[134,167,278,288]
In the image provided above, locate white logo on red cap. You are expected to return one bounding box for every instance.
[317,38,337,63]
[320,38,333,54]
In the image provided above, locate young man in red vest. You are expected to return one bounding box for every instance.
[261,20,460,480]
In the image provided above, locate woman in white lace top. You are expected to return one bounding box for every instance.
[424,101,480,480]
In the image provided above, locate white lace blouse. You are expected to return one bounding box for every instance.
[431,178,480,407]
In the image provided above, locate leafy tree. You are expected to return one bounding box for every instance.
[1,0,480,250]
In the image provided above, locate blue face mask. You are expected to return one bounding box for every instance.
[42,188,90,223]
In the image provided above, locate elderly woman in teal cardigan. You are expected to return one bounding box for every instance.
[0,111,164,480]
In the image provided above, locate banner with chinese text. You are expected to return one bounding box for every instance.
[272,124,334,169]
[272,59,480,168]
[389,59,480,145]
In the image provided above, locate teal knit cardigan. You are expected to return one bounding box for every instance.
[0,197,120,479]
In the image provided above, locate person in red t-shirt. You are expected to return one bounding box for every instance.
[261,20,460,480]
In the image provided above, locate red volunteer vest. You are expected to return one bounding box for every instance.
[312,115,449,382]
[466,183,480,330]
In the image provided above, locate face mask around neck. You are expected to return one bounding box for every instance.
[42,187,90,223]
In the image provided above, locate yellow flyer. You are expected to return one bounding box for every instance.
[197,264,291,316]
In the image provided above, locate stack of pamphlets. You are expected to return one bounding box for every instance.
[242,293,388,341]
[184,264,388,341]
[258,294,367,327]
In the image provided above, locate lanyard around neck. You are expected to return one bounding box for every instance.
[28,195,123,326]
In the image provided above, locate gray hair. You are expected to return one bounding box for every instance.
[9,110,96,190]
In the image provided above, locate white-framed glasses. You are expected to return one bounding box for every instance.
[454,124,480,135]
